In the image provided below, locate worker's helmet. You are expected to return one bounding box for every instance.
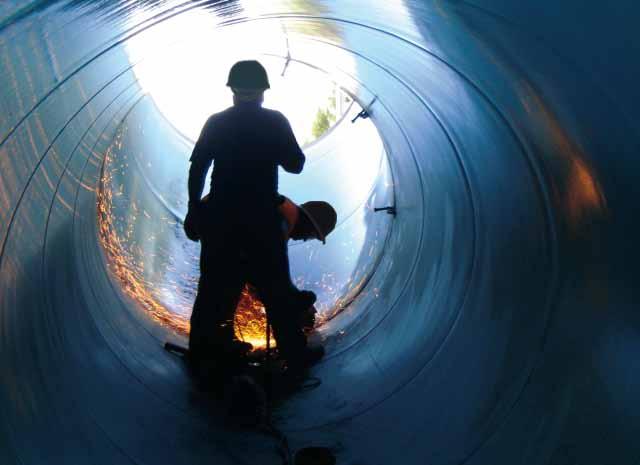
[226,60,270,90]
[298,201,338,244]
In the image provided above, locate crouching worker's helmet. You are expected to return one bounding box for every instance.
[292,201,338,244]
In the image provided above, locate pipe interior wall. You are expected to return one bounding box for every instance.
[0,1,638,464]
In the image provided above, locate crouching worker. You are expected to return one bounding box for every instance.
[274,194,338,332]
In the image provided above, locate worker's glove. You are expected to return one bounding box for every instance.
[183,202,201,242]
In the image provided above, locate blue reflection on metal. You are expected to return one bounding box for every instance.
[1,1,639,465]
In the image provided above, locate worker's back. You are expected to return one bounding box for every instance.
[189,102,305,210]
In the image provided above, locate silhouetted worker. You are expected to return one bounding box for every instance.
[185,60,325,377]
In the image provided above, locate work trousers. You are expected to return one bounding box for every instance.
[188,201,306,361]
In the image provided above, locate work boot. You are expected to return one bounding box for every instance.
[187,340,253,388]
[184,351,224,390]
[189,339,252,363]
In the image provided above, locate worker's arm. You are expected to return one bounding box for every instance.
[188,116,215,205]
[276,112,305,174]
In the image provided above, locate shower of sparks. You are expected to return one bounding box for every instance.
[94,120,391,350]
[234,286,271,348]
[97,130,282,347]
[97,130,190,334]
[98,140,383,346]
[89,6,396,350]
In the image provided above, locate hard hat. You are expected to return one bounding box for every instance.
[226,60,270,90]
[298,201,337,244]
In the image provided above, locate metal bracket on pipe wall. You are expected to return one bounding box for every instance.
[281,52,291,77]
[281,25,291,77]
[351,96,378,123]
[374,206,396,216]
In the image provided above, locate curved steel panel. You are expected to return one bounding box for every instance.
[0,1,638,464]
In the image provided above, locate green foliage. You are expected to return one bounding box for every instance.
[311,107,336,139]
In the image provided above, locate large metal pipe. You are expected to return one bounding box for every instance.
[1,1,638,464]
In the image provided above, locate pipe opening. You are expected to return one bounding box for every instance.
[97,13,395,348]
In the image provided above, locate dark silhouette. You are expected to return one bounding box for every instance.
[184,60,328,381]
